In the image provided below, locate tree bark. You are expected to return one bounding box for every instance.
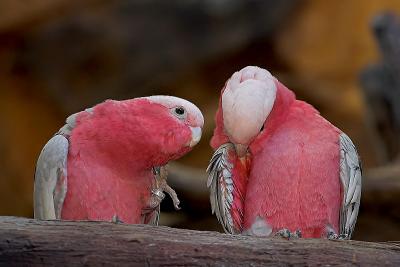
[0,217,399,266]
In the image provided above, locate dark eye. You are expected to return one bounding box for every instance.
[260,124,264,132]
[175,107,185,115]
[172,106,186,119]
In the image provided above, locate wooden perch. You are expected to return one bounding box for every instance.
[0,217,400,266]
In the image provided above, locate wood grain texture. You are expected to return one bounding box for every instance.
[0,217,399,266]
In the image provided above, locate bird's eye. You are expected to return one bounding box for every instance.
[260,124,264,132]
[172,106,186,119]
[175,107,185,115]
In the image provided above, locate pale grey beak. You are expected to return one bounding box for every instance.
[189,126,202,147]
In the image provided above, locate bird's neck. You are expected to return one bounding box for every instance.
[264,79,296,134]
[248,79,296,156]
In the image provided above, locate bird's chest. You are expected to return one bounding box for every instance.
[62,156,154,224]
[89,174,153,224]
[243,132,341,233]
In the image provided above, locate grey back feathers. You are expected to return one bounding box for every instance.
[57,114,76,136]
[207,143,240,234]
[34,109,89,220]
[339,132,362,239]
[57,108,92,136]
[34,135,69,219]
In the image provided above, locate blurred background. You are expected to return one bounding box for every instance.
[1,0,400,241]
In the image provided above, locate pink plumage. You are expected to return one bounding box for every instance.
[208,66,361,239]
[34,96,204,225]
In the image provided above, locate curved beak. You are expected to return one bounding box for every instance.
[234,143,248,158]
[189,126,202,147]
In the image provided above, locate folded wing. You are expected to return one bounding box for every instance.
[34,109,91,220]
[207,143,244,234]
[339,133,362,239]
[34,135,69,219]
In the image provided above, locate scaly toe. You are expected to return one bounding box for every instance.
[292,229,302,239]
[327,231,339,240]
[338,234,349,240]
[275,229,302,239]
[275,229,291,239]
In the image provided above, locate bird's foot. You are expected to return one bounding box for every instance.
[152,165,181,210]
[162,184,180,210]
[327,231,348,240]
[274,229,302,239]
[326,226,348,240]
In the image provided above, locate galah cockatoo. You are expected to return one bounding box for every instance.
[34,96,204,225]
[207,66,361,239]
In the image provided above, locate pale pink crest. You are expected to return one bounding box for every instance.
[222,66,276,146]
[145,95,204,128]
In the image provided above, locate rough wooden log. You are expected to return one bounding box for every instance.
[0,217,400,266]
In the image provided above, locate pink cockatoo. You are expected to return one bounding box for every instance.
[207,66,361,239]
[34,96,204,225]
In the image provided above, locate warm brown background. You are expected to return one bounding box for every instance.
[0,0,399,241]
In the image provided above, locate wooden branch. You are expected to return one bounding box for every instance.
[0,217,400,266]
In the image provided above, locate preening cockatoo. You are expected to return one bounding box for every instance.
[34,96,203,224]
[207,66,361,239]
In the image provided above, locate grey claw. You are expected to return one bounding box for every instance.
[174,203,181,210]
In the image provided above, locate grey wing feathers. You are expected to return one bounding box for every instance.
[206,143,238,234]
[34,135,69,220]
[339,133,362,239]
[34,107,93,220]
[57,107,93,136]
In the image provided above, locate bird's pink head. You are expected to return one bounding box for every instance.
[134,95,204,165]
[72,95,203,173]
[221,66,277,157]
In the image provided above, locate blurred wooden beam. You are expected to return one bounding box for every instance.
[362,163,400,206]
[168,162,400,204]
[168,162,400,238]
